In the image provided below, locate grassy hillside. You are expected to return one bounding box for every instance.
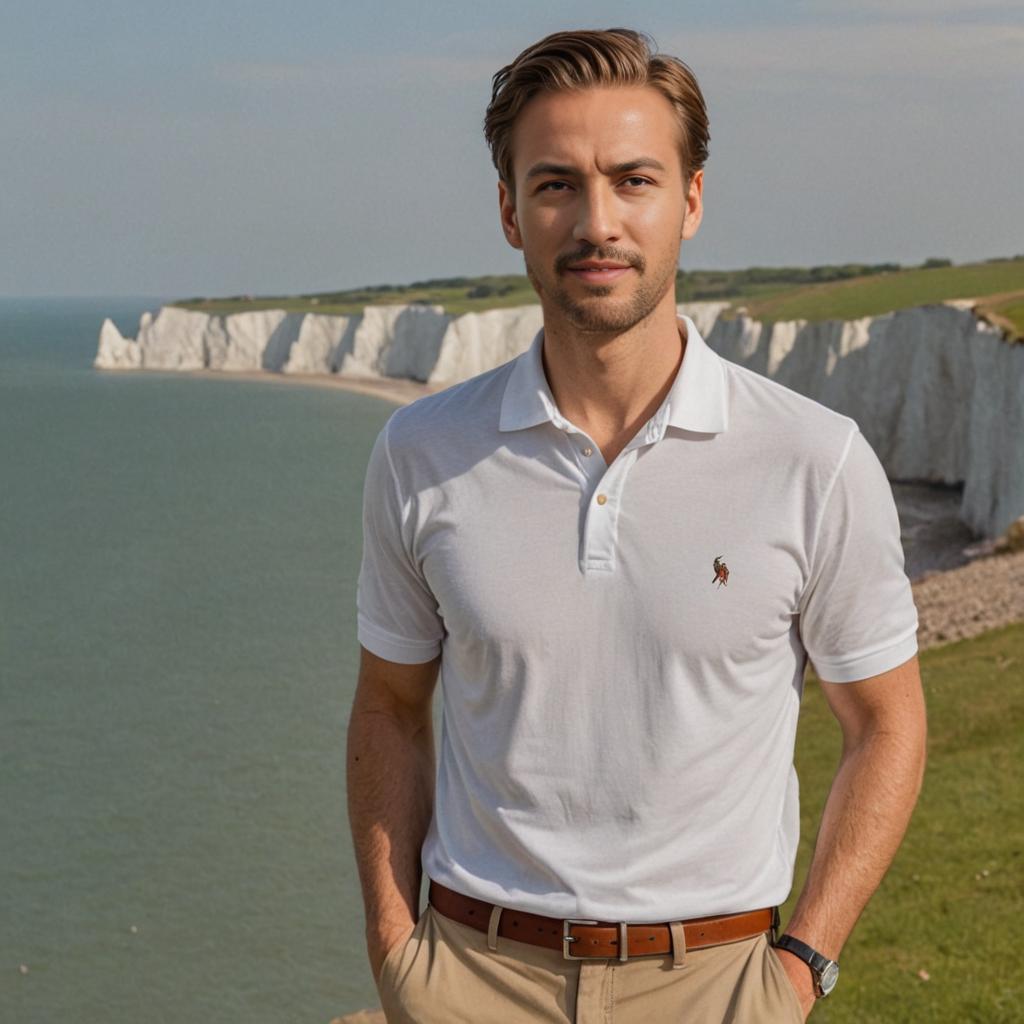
[173,256,1024,338]
[174,275,539,318]
[784,622,1023,1022]
[738,258,1024,330]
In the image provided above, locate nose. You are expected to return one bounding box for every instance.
[572,181,621,247]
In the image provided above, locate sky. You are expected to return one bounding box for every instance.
[2,0,1021,297]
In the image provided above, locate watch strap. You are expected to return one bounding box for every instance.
[775,933,838,997]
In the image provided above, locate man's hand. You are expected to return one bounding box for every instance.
[775,946,817,1021]
[369,917,417,987]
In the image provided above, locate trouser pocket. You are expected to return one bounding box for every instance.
[765,943,806,1023]
[377,908,430,996]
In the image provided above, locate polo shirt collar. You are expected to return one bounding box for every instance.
[498,314,729,436]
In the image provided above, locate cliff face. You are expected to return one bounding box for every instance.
[705,306,1022,542]
[95,301,730,385]
[95,300,1022,539]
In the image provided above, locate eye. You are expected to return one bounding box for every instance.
[536,176,651,194]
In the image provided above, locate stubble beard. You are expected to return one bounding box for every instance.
[525,248,679,335]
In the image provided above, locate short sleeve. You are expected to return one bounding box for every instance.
[356,416,445,664]
[798,427,919,683]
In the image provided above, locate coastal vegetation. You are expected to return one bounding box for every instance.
[174,256,1024,338]
[789,622,1023,1022]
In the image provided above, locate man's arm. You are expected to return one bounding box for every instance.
[346,645,441,985]
[777,653,928,1017]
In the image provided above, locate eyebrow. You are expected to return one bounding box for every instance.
[524,157,668,181]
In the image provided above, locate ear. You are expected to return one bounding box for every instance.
[498,179,523,250]
[681,169,704,241]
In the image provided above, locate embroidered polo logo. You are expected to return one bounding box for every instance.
[712,555,730,588]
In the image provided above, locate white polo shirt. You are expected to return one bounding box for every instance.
[356,314,919,923]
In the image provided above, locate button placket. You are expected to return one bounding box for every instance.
[577,422,667,573]
[580,454,635,572]
[560,411,666,573]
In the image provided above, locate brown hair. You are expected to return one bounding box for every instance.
[484,28,710,194]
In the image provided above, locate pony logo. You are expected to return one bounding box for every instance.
[712,555,730,588]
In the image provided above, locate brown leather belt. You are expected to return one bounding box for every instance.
[428,880,777,962]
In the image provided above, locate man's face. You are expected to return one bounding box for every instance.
[498,85,703,334]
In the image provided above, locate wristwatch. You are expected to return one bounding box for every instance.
[774,934,840,998]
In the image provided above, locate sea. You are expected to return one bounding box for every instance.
[0,296,978,1024]
[0,297,396,1023]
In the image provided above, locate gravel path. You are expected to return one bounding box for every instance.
[891,480,1023,651]
[912,549,1024,651]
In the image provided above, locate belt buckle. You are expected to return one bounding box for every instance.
[562,918,599,960]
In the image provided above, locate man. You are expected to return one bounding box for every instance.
[347,27,926,1023]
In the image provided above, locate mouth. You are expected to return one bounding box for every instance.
[565,262,633,285]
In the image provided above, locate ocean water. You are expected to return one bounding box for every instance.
[0,298,394,1022]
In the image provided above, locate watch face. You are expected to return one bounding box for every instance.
[819,962,840,996]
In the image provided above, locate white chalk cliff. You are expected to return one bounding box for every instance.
[96,300,1023,540]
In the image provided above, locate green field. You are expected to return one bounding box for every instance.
[739,259,1024,331]
[783,622,1023,1023]
[174,274,539,318]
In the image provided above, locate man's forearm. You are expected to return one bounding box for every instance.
[346,694,435,959]
[783,717,927,959]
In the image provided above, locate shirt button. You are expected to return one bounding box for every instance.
[582,446,594,457]
[596,493,608,506]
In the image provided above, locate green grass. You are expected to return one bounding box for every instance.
[740,258,1024,327]
[782,623,1024,1022]
[986,295,1024,338]
[174,275,540,318]
[172,257,1024,340]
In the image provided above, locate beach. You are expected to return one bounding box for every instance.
[98,365,444,406]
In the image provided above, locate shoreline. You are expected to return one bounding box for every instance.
[98,365,443,406]
[184,367,443,406]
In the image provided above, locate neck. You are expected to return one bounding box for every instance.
[540,295,686,461]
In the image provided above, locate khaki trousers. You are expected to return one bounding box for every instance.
[377,901,805,1023]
